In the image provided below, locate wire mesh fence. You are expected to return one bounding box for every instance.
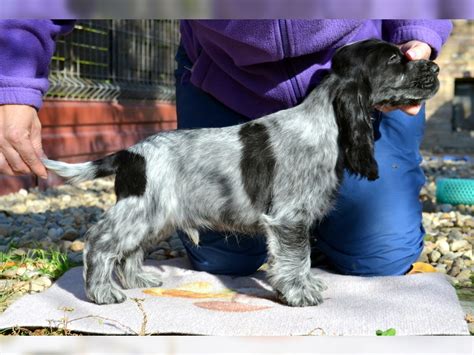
[46,20,180,102]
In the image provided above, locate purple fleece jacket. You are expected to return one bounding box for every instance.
[0,20,452,117]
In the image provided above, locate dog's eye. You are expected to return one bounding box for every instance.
[387,54,399,64]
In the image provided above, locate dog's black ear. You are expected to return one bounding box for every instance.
[333,80,379,181]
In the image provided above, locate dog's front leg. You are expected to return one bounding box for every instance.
[263,221,327,307]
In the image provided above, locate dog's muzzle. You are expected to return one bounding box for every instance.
[416,61,440,90]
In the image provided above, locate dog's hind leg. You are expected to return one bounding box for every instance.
[83,201,154,304]
[83,220,126,304]
[263,219,327,307]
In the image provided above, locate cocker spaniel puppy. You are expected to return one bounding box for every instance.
[43,39,439,307]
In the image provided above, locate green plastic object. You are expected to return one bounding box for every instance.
[436,178,474,205]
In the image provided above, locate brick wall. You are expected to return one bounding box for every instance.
[0,100,177,195]
[423,20,474,153]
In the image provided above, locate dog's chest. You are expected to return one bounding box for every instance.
[275,123,339,179]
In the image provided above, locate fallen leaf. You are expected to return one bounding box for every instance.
[0,261,16,270]
[408,262,437,274]
[143,288,234,299]
[194,301,271,312]
[176,281,214,292]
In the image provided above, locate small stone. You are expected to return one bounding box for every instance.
[15,266,27,276]
[462,250,472,260]
[13,248,27,257]
[169,250,179,258]
[18,189,28,197]
[68,251,83,264]
[424,241,436,252]
[422,200,437,212]
[440,251,456,260]
[435,264,447,273]
[25,227,45,240]
[14,281,30,293]
[24,270,41,278]
[448,229,464,241]
[453,258,465,269]
[59,240,72,253]
[39,238,55,250]
[464,219,474,228]
[435,240,450,255]
[29,281,45,293]
[69,240,84,252]
[456,269,472,282]
[48,227,64,241]
[418,249,429,263]
[2,269,17,278]
[439,204,453,213]
[451,240,470,252]
[429,250,441,263]
[35,276,52,288]
[0,223,11,237]
[61,228,79,241]
[449,265,461,277]
[439,257,453,269]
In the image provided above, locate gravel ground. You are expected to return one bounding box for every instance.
[0,156,473,317]
[419,157,474,287]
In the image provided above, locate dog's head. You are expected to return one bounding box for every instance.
[330,39,439,181]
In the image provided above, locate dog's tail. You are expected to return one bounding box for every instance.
[42,153,119,184]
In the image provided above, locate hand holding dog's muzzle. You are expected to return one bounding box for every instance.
[377,40,433,116]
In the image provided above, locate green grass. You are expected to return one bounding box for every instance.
[0,247,79,313]
[0,247,78,280]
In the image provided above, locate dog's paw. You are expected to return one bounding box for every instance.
[279,274,326,307]
[87,285,127,305]
[124,272,163,289]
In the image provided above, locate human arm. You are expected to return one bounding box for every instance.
[0,20,74,177]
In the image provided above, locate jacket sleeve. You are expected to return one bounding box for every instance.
[0,20,75,109]
[382,20,453,59]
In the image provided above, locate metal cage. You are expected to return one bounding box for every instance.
[46,20,180,102]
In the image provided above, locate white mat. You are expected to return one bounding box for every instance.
[0,258,469,335]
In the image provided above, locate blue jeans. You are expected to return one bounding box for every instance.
[175,45,425,276]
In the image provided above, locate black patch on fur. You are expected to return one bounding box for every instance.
[92,154,118,178]
[113,151,147,200]
[92,150,147,200]
[333,81,379,181]
[239,122,276,212]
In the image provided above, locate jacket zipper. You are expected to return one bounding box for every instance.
[278,19,303,104]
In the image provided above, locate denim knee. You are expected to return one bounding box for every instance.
[178,230,268,276]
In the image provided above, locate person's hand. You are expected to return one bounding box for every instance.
[0,105,47,178]
[377,40,432,116]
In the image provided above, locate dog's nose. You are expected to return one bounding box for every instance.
[428,62,439,75]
